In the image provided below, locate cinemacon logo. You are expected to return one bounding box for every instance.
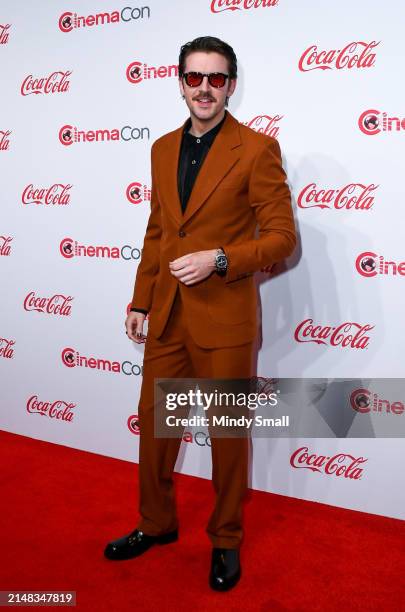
[350,388,404,416]
[127,415,211,446]
[60,238,141,260]
[297,183,378,211]
[126,61,178,84]
[0,338,15,359]
[58,6,150,32]
[358,109,405,135]
[126,182,151,205]
[210,0,278,13]
[27,395,76,422]
[356,251,405,277]
[21,71,71,96]
[128,414,140,435]
[24,292,73,316]
[61,347,143,376]
[0,23,11,45]
[290,447,367,480]
[294,319,374,350]
[0,130,11,151]
[22,184,72,206]
[58,124,149,145]
[298,41,379,72]
[0,236,13,256]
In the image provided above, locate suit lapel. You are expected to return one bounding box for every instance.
[162,117,187,225]
[162,110,242,226]
[183,111,241,224]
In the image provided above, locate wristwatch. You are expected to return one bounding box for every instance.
[214,247,228,276]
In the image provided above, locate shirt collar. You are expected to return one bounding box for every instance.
[183,111,227,145]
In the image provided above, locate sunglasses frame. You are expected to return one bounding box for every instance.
[182,71,230,88]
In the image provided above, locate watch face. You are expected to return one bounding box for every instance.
[217,255,227,269]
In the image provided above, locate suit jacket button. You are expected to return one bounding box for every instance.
[178,229,186,237]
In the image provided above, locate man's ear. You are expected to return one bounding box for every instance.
[178,78,185,97]
[227,78,237,98]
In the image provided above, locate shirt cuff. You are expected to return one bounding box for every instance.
[130,307,148,315]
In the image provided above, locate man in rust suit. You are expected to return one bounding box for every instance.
[104,36,296,591]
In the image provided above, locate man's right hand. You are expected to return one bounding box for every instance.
[125,311,147,344]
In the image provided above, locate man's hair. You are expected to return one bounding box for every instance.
[178,36,237,80]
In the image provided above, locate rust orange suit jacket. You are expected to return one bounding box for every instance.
[130,110,296,349]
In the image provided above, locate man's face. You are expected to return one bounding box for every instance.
[179,51,236,123]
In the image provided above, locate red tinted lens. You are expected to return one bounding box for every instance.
[208,73,227,88]
[185,72,203,87]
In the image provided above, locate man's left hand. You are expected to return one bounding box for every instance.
[169,250,217,285]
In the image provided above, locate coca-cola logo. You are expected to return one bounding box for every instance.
[27,395,76,422]
[126,182,151,204]
[59,237,142,260]
[290,447,367,480]
[127,414,140,435]
[22,184,72,206]
[61,347,143,376]
[242,114,283,138]
[299,41,379,72]
[0,130,11,151]
[0,236,13,256]
[126,61,178,84]
[21,71,72,96]
[211,0,278,13]
[0,23,11,45]
[58,123,150,146]
[294,319,374,349]
[358,109,405,135]
[24,292,73,316]
[297,183,378,211]
[350,388,404,416]
[355,251,405,277]
[58,7,150,33]
[0,338,15,359]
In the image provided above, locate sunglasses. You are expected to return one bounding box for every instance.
[183,72,229,88]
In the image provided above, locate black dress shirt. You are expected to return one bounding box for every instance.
[131,112,226,315]
[177,112,226,212]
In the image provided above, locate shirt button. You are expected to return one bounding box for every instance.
[178,229,186,238]
[191,159,196,165]
[196,139,201,143]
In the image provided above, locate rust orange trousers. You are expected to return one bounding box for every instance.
[136,286,254,549]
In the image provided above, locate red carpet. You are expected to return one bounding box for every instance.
[1,430,404,611]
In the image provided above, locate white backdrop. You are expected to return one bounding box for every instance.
[1,0,404,521]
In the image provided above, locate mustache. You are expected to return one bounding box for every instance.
[192,93,216,102]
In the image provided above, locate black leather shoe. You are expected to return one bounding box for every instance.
[209,547,241,591]
[104,528,178,560]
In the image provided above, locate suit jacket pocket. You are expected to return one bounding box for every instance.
[207,277,255,325]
